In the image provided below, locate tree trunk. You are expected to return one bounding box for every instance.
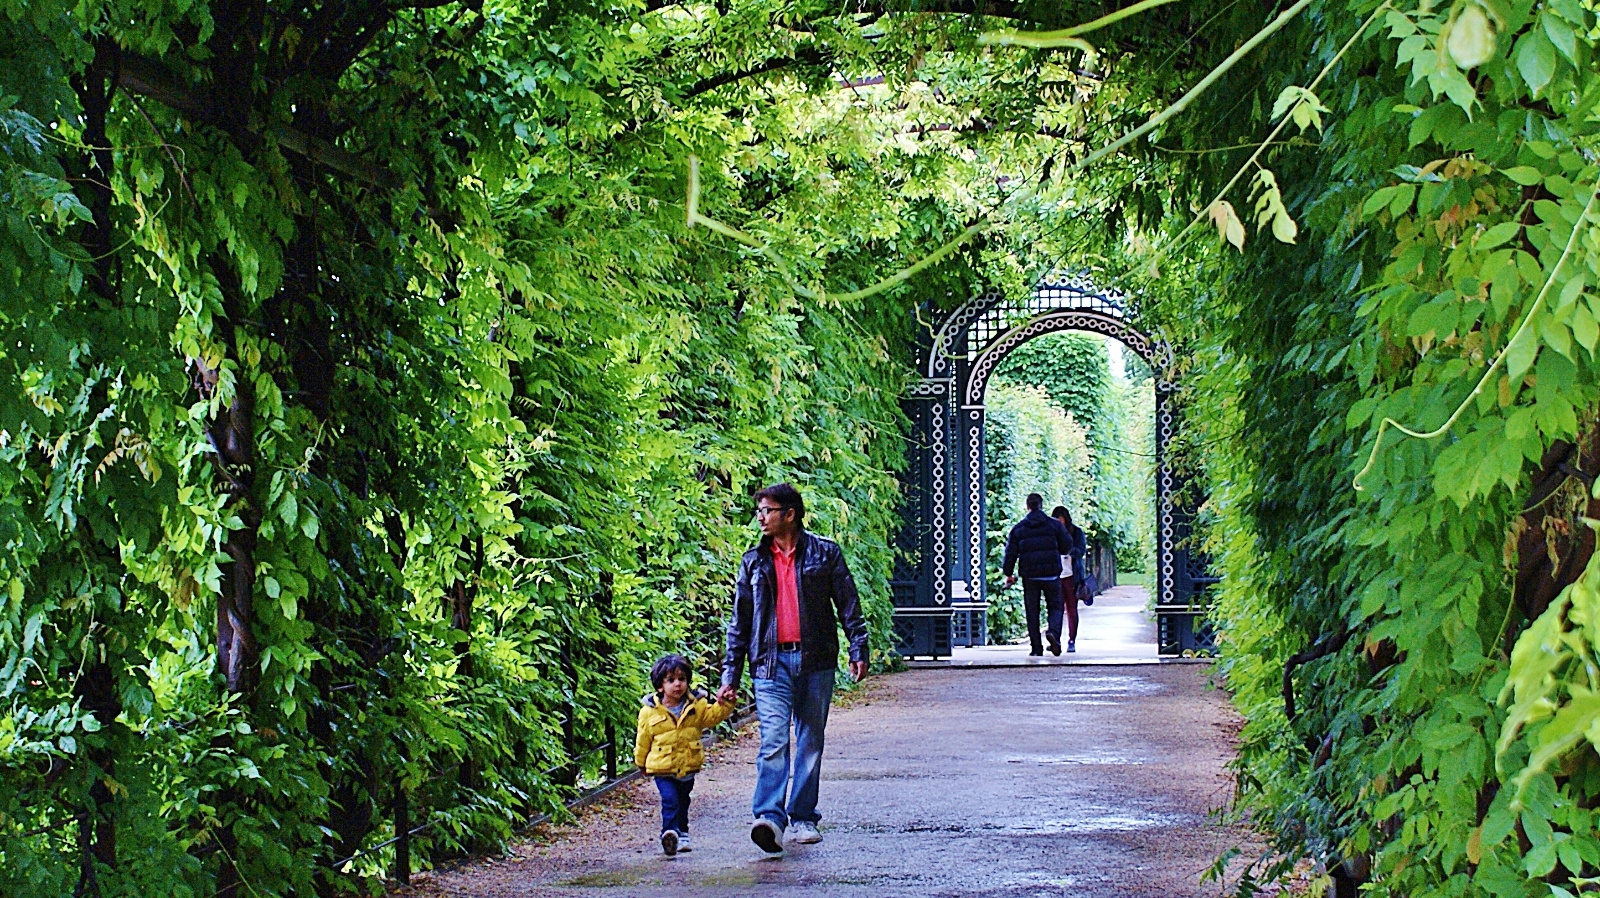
[205,267,262,695]
[1513,417,1600,635]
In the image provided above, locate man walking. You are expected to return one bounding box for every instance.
[720,483,869,855]
[1002,493,1074,657]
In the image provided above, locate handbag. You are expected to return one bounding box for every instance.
[1059,554,1073,579]
[1076,571,1098,606]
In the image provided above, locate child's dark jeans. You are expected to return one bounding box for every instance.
[654,776,693,834]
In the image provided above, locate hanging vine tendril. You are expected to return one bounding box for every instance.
[977,0,1183,54]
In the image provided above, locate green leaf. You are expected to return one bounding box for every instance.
[1271,85,1330,133]
[1541,316,1573,358]
[1515,29,1558,96]
[1390,184,1417,218]
[1506,408,1536,440]
[1481,790,1518,848]
[1557,274,1586,311]
[280,491,298,528]
[1478,221,1523,249]
[1525,838,1558,878]
[1543,13,1577,63]
[1347,397,1379,429]
[1502,166,1545,186]
[1364,186,1399,218]
[1506,322,1541,382]
[1571,306,1598,352]
[1558,837,1585,876]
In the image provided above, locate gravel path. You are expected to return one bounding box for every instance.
[405,663,1256,898]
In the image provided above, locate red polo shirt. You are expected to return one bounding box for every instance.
[773,542,801,643]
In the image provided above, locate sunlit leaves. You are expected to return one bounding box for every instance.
[1208,199,1247,251]
[1444,2,1498,69]
[1271,85,1330,133]
[1252,170,1299,244]
[1203,174,1299,251]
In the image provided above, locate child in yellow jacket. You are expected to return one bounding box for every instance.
[635,654,736,856]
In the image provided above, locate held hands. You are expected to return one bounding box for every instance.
[849,660,868,682]
[1004,575,1017,589]
[717,683,737,705]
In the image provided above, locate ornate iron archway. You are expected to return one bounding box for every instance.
[892,275,1212,658]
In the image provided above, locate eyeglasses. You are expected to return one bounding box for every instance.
[754,506,790,518]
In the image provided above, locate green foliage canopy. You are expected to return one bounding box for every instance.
[0,1,1006,892]
[10,0,1600,893]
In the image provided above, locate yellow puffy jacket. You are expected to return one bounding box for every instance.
[634,688,736,778]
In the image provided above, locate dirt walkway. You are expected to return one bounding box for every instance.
[407,664,1253,898]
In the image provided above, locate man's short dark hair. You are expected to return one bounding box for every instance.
[1026,493,1043,510]
[755,482,805,524]
[650,654,693,693]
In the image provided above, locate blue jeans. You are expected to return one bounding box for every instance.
[655,776,693,834]
[751,649,835,829]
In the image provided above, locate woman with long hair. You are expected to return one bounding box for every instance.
[1051,506,1088,652]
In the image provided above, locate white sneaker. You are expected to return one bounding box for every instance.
[788,820,822,844]
[750,818,784,854]
[678,834,692,852]
[660,829,679,856]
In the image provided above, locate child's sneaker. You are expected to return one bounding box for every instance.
[788,820,822,844]
[660,829,679,856]
[677,834,692,852]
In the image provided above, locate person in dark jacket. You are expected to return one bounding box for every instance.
[1002,493,1073,656]
[720,483,868,855]
[1051,506,1089,653]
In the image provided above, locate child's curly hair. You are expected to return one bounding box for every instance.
[649,654,693,693]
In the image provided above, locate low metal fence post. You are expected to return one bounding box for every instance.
[78,810,91,896]
[560,715,577,787]
[605,722,617,780]
[393,789,410,886]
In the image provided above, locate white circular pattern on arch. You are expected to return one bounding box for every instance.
[964,310,1164,407]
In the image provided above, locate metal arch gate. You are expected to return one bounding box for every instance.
[891,277,1215,658]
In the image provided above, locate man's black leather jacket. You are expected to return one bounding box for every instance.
[721,530,869,686]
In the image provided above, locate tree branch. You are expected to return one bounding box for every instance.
[1283,629,1351,722]
[115,53,398,189]
[305,6,395,83]
[900,119,1077,140]
[683,46,829,99]
[820,1,1036,19]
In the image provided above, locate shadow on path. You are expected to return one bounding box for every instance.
[406,663,1254,898]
